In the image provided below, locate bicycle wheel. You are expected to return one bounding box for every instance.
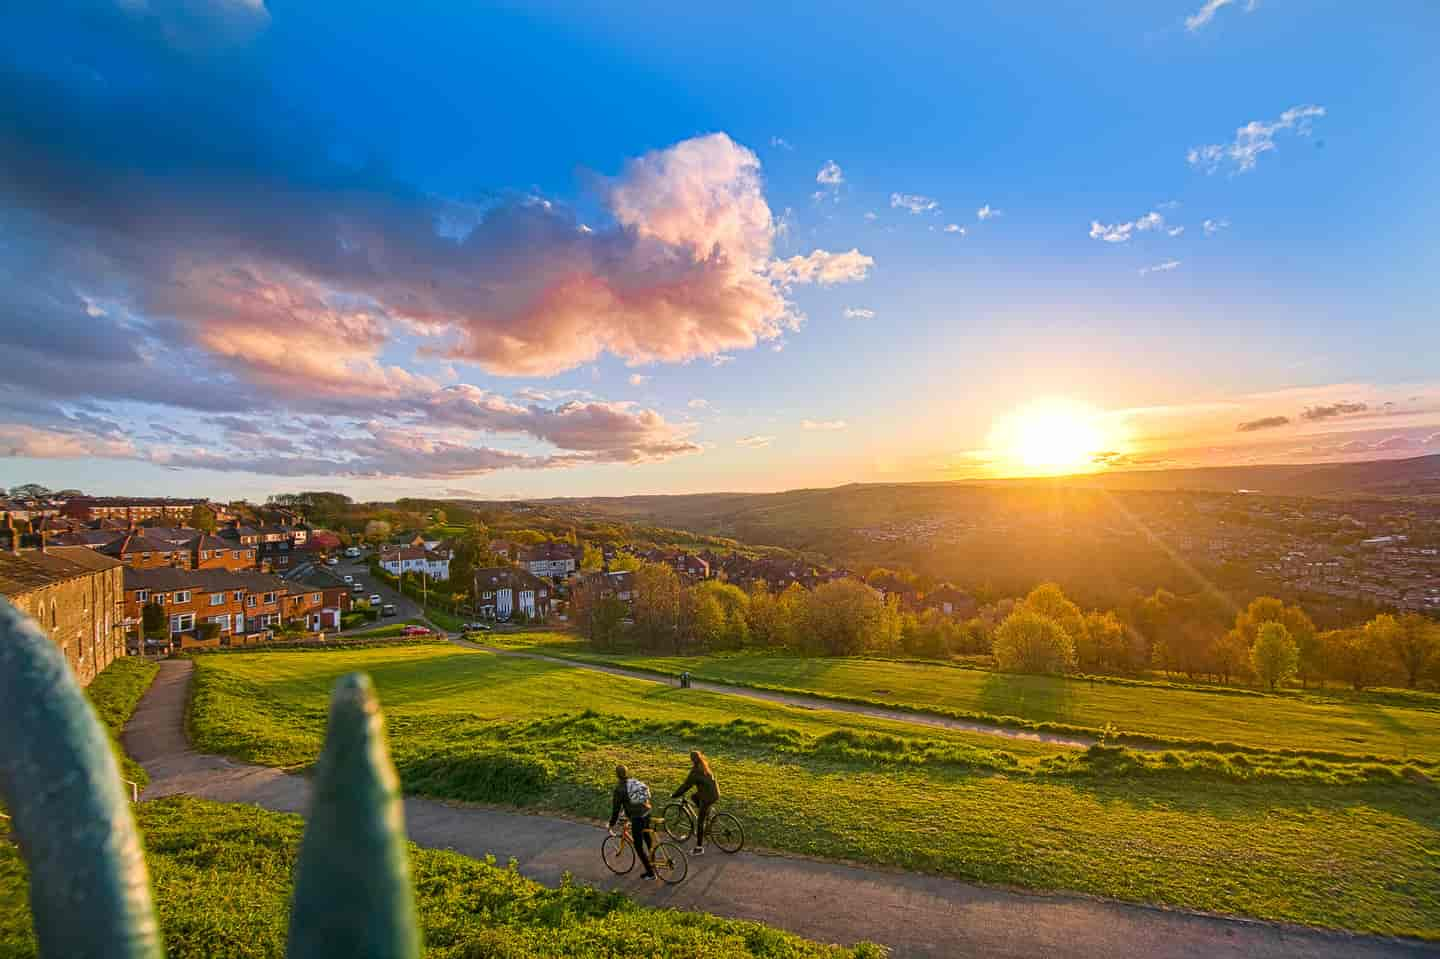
[651,840,689,884]
[709,812,745,854]
[602,834,635,875]
[662,802,695,842]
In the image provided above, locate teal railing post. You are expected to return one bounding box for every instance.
[0,598,164,959]
[286,672,422,959]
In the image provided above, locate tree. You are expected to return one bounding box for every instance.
[1322,627,1393,691]
[9,483,52,500]
[991,610,1075,675]
[363,520,392,543]
[142,601,166,640]
[1081,610,1136,673]
[632,562,683,651]
[1250,621,1299,690]
[609,551,643,573]
[1382,613,1440,688]
[188,503,218,533]
[746,582,794,649]
[1020,583,1084,644]
[1233,597,1318,686]
[1210,630,1252,685]
[580,541,605,572]
[800,579,895,656]
[689,580,749,649]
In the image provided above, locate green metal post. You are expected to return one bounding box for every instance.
[0,598,164,959]
[286,672,421,959]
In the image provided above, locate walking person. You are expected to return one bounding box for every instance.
[608,764,657,880]
[671,750,720,855]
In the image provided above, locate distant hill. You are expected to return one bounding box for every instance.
[990,453,1440,497]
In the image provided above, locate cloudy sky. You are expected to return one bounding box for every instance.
[1,1,1437,500]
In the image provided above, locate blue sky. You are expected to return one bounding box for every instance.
[1,0,1437,501]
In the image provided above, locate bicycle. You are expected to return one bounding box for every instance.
[661,797,745,853]
[602,818,688,884]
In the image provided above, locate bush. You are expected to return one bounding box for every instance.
[991,610,1075,675]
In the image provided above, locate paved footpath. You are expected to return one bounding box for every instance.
[124,659,1433,959]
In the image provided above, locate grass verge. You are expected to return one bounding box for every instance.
[84,656,160,789]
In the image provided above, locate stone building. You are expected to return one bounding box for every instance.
[0,535,127,686]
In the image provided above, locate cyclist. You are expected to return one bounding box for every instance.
[608,764,657,880]
[671,749,720,855]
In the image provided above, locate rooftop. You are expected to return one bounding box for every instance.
[0,546,123,595]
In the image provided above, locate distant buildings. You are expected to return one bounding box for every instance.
[380,544,452,581]
[0,533,126,686]
[61,496,210,523]
[518,542,580,579]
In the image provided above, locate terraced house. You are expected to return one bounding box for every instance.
[0,532,126,686]
[123,567,293,648]
[472,566,550,621]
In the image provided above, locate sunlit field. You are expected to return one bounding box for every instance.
[497,635,1440,760]
[187,645,1440,938]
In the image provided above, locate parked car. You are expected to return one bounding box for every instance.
[325,557,339,566]
[381,604,397,617]
[351,583,363,593]
[342,574,353,583]
[368,593,382,605]
[401,625,431,636]
[345,547,361,557]
[462,622,492,632]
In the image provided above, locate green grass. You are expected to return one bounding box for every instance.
[84,656,160,788]
[0,797,880,958]
[505,640,1440,762]
[347,619,428,639]
[188,645,1440,938]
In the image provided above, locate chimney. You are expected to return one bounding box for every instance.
[5,513,18,556]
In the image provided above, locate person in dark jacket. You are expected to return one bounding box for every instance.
[608,764,656,879]
[671,750,720,854]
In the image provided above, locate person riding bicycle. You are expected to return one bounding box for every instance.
[671,750,720,855]
[608,764,657,880]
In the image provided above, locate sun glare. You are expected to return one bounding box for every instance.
[989,398,1116,476]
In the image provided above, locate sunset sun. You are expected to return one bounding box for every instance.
[990,399,1116,475]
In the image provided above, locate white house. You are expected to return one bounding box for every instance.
[519,542,579,579]
[380,545,451,581]
[472,567,550,621]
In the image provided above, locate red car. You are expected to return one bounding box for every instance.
[401,625,431,636]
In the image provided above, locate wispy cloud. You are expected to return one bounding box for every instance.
[1089,210,1165,243]
[843,307,876,320]
[943,224,966,235]
[770,136,794,150]
[1237,415,1291,432]
[891,192,939,214]
[814,160,844,201]
[801,419,848,431]
[1302,401,1368,421]
[1139,259,1182,275]
[688,398,709,409]
[1202,217,1231,236]
[769,249,875,287]
[1185,0,1256,32]
[1167,226,1185,237]
[627,373,649,386]
[976,204,1002,221]
[736,434,774,448]
[863,211,878,222]
[1188,105,1326,174]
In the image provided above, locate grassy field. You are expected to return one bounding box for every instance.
[0,798,880,958]
[495,637,1440,761]
[188,644,1440,938]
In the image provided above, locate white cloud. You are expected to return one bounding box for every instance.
[943,223,966,235]
[1185,0,1256,32]
[688,398,709,409]
[627,373,649,386]
[736,435,774,448]
[1203,217,1231,236]
[1139,259,1182,276]
[976,204,1002,221]
[1188,105,1325,174]
[1167,226,1185,237]
[843,307,876,320]
[816,160,844,187]
[1157,200,1181,210]
[1089,210,1166,243]
[801,419,848,431]
[863,211,878,222]
[769,248,875,287]
[770,136,794,150]
[891,192,939,214]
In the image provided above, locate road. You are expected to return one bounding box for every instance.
[121,659,1432,959]
[312,553,427,629]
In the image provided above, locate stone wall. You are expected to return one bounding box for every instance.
[10,565,126,686]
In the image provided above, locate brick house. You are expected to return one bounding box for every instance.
[518,542,579,579]
[61,496,208,523]
[123,567,292,648]
[0,538,126,686]
[193,533,258,571]
[921,585,978,619]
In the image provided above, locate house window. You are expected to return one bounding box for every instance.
[209,593,225,606]
[173,591,191,604]
[141,552,151,560]
[171,613,195,633]
[233,590,243,601]
[263,592,276,603]
[311,593,321,602]
[136,590,149,603]
[246,595,256,607]
[208,614,231,631]
[216,549,226,558]
[201,551,210,560]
